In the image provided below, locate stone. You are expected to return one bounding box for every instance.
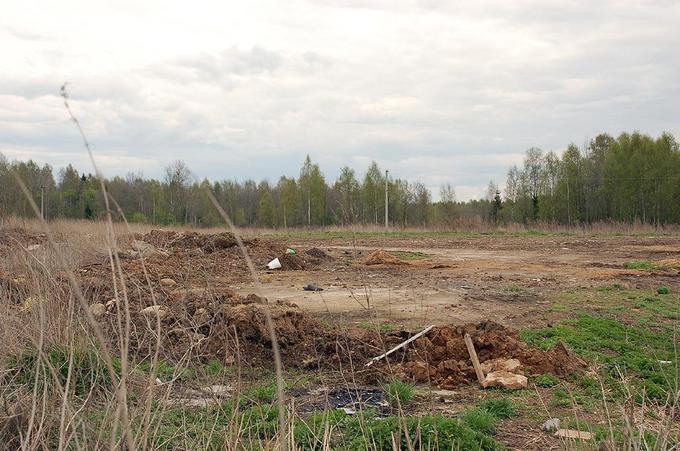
[482,370,528,389]
[480,358,523,375]
[160,278,177,287]
[542,418,560,432]
[89,303,106,318]
[140,305,170,320]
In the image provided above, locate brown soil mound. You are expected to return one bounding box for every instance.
[398,321,585,389]
[122,291,372,368]
[364,250,406,266]
[140,230,238,253]
[304,247,332,260]
[277,253,306,270]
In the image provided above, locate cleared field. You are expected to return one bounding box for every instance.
[0,223,678,450]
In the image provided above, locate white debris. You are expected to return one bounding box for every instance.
[267,258,282,269]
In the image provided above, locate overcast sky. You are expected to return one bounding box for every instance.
[1,0,679,200]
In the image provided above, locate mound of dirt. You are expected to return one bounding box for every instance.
[398,321,585,389]
[139,230,238,253]
[364,250,406,266]
[114,286,373,368]
[304,247,332,260]
[277,253,306,270]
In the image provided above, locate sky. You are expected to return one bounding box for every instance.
[1,0,679,200]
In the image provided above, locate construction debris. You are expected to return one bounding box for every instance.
[482,370,528,389]
[267,258,282,269]
[480,358,524,374]
[554,429,593,440]
[399,321,585,389]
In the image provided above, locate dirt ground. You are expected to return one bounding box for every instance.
[235,233,680,330]
[2,226,678,450]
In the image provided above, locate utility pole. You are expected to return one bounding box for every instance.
[40,186,45,220]
[384,170,389,228]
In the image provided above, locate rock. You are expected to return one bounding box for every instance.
[482,370,528,389]
[554,429,593,440]
[160,278,177,287]
[542,418,561,432]
[140,305,170,320]
[480,358,524,375]
[89,303,106,318]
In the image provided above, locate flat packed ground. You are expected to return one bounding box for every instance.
[244,233,680,330]
[1,224,678,450]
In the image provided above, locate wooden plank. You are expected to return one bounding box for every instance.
[554,429,593,440]
[464,333,485,386]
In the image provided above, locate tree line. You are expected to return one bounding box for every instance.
[1,131,678,227]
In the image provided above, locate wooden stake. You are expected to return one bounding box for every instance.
[464,333,485,386]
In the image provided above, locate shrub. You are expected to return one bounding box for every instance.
[460,408,497,435]
[384,379,415,407]
[479,398,517,419]
[534,374,559,388]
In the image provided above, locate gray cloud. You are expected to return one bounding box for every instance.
[1,0,679,199]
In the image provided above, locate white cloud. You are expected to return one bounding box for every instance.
[1,0,679,199]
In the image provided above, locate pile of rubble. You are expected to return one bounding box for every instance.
[397,321,585,389]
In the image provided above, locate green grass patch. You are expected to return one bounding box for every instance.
[149,404,502,450]
[657,286,670,295]
[533,374,559,388]
[8,345,115,397]
[623,261,664,271]
[506,283,524,293]
[478,398,517,419]
[383,379,415,407]
[345,412,500,450]
[135,360,195,382]
[244,382,279,404]
[552,287,679,324]
[522,314,676,401]
[357,321,396,333]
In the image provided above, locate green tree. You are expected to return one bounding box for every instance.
[298,155,326,226]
